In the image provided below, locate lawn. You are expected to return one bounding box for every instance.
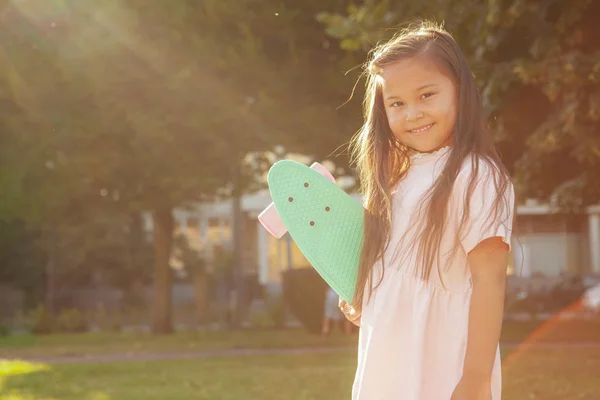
[1,347,600,400]
[502,348,600,399]
[0,328,358,360]
[2,318,600,360]
[1,319,600,399]
[0,353,356,400]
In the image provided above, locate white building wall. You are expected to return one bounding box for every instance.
[589,213,600,273]
[140,193,600,283]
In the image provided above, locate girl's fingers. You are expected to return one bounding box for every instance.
[338,297,361,326]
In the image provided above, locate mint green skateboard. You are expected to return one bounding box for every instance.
[264,160,364,303]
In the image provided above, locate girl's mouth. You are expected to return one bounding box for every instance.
[408,123,434,135]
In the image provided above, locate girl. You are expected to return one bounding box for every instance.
[338,22,515,400]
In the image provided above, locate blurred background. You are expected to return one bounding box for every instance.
[1,1,600,399]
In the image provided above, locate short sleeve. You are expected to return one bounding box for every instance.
[456,159,515,255]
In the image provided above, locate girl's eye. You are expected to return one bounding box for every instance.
[390,101,404,108]
[421,92,436,100]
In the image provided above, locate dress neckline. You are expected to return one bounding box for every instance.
[409,145,452,163]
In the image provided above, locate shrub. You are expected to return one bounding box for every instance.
[282,268,328,334]
[0,324,11,336]
[248,309,273,328]
[56,308,89,333]
[265,294,285,328]
[94,307,123,332]
[27,305,55,335]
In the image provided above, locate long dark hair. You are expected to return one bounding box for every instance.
[349,21,514,309]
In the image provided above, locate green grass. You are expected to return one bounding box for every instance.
[1,348,600,400]
[2,319,600,360]
[502,348,600,399]
[0,353,356,400]
[501,318,600,343]
[0,329,358,359]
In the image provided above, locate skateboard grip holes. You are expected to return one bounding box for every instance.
[304,182,309,188]
[325,206,331,212]
[288,197,294,202]
[310,221,315,226]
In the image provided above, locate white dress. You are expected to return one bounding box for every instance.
[352,147,515,400]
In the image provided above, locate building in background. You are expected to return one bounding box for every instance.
[510,201,599,277]
[143,191,600,292]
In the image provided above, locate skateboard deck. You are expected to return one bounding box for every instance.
[264,160,364,303]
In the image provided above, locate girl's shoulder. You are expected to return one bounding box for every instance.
[455,153,510,185]
[452,153,516,253]
[452,153,514,208]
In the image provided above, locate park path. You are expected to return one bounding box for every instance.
[6,342,600,365]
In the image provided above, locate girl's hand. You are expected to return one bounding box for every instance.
[450,375,491,400]
[338,298,361,326]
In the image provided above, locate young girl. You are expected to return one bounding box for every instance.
[338,22,515,400]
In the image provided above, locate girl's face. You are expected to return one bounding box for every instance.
[378,56,457,153]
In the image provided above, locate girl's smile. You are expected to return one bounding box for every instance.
[407,122,435,135]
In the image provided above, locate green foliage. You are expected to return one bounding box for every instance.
[93,307,123,333]
[265,294,285,328]
[248,294,286,329]
[173,233,206,277]
[1,0,360,333]
[248,308,273,329]
[213,247,235,274]
[317,0,600,207]
[490,1,600,208]
[56,308,89,333]
[0,324,11,336]
[11,0,596,335]
[26,306,55,335]
[317,1,397,52]
[17,305,93,335]
[0,220,44,300]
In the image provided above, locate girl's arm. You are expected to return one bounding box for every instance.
[460,237,509,389]
[452,160,515,399]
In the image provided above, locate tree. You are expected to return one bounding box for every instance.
[72,0,366,331]
[317,0,600,208]
[1,0,369,333]
[0,6,112,313]
[0,220,44,307]
[482,0,600,209]
[173,233,209,326]
[1,1,236,329]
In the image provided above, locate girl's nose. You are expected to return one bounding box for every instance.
[404,106,424,121]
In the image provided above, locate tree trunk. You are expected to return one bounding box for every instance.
[193,271,209,325]
[232,191,244,328]
[152,207,174,334]
[45,222,56,315]
[231,162,246,328]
